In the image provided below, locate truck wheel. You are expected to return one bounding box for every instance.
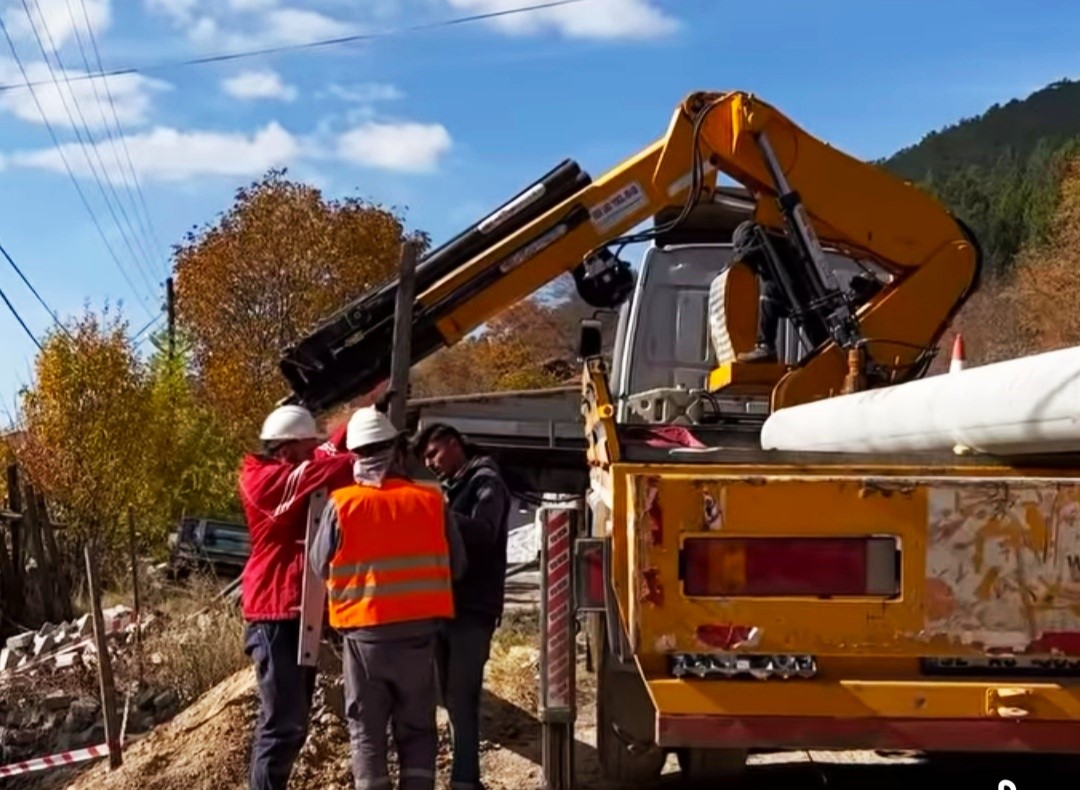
[596,637,665,786]
[676,747,747,786]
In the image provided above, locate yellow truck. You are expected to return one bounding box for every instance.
[279,90,1080,786]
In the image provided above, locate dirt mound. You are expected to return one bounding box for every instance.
[58,668,257,790]
[18,610,553,790]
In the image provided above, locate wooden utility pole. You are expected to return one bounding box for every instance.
[388,239,420,430]
[165,277,176,360]
[128,509,143,685]
[85,544,122,769]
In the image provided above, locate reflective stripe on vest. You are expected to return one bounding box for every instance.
[327,479,454,629]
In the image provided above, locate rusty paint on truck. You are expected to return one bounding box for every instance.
[625,471,1080,659]
[923,482,1080,654]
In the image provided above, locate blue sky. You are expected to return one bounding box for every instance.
[0,0,1078,421]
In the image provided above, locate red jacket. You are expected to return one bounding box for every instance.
[238,425,355,621]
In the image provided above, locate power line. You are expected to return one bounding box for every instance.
[0,282,42,351]
[0,0,591,93]
[0,238,72,339]
[70,0,168,278]
[0,14,156,320]
[22,0,160,294]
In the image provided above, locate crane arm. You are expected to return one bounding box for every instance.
[280,90,981,415]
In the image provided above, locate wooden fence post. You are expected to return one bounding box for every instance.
[85,543,122,769]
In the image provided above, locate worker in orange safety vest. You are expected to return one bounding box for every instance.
[308,406,466,790]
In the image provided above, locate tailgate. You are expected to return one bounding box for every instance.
[621,472,1080,670]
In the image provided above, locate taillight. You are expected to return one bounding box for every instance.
[680,536,899,597]
[574,537,607,612]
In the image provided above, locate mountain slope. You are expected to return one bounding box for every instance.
[879,79,1080,275]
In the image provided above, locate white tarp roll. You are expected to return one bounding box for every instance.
[759,344,1080,456]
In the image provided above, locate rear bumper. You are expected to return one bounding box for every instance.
[657,714,1080,753]
[647,677,1080,753]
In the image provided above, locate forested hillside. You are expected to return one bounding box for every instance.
[881,79,1080,275]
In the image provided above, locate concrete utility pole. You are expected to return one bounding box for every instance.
[388,239,420,430]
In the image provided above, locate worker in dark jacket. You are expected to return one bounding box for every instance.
[414,423,512,790]
[238,404,355,790]
[309,407,466,790]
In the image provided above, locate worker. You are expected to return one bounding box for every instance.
[731,219,786,363]
[413,423,512,790]
[238,404,356,790]
[308,407,466,790]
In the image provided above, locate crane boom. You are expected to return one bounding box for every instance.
[279,90,981,414]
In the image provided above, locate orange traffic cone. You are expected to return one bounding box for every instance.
[949,333,966,374]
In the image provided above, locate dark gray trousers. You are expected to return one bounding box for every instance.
[245,620,316,790]
[435,615,496,789]
[343,633,439,790]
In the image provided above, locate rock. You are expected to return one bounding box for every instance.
[43,692,73,710]
[135,688,156,710]
[54,650,80,669]
[0,647,18,671]
[76,722,105,746]
[153,690,178,711]
[32,632,56,657]
[76,613,93,636]
[65,699,99,731]
[6,631,33,651]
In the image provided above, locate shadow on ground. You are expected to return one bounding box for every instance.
[476,687,1068,789]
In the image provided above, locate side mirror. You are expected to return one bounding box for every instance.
[578,319,603,359]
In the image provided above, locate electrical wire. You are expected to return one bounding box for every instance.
[21,0,160,295]
[0,282,42,351]
[0,0,593,94]
[0,15,156,320]
[69,0,168,277]
[0,239,72,339]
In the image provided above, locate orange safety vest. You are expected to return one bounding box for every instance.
[326,479,455,629]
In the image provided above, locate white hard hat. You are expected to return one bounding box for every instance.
[260,405,322,442]
[346,406,399,450]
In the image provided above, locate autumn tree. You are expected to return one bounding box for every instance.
[410,277,619,398]
[17,306,146,567]
[132,328,243,543]
[173,169,427,445]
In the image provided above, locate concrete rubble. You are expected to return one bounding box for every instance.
[1,604,138,675]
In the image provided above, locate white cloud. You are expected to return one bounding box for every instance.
[147,0,358,50]
[222,68,297,101]
[321,82,404,104]
[0,58,170,129]
[145,0,197,25]
[7,114,453,181]
[9,122,301,182]
[445,0,678,39]
[336,121,452,173]
[3,0,112,52]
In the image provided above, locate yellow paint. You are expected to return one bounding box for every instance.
[645,676,1080,722]
[1024,502,1050,557]
[975,566,1000,601]
[408,90,978,411]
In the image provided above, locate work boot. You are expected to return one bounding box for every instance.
[737,344,775,363]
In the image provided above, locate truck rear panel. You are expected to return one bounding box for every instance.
[607,463,1080,752]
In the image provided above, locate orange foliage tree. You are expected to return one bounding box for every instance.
[173,169,427,444]
[410,288,593,398]
[17,307,146,563]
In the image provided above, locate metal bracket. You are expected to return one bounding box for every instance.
[297,487,328,667]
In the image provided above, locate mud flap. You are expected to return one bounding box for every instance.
[539,499,581,790]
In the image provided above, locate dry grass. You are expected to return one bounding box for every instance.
[133,573,248,706]
[486,608,541,713]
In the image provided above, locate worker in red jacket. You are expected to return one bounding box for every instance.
[238,404,355,790]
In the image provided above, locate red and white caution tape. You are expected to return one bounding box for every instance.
[0,688,139,777]
[0,742,112,777]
